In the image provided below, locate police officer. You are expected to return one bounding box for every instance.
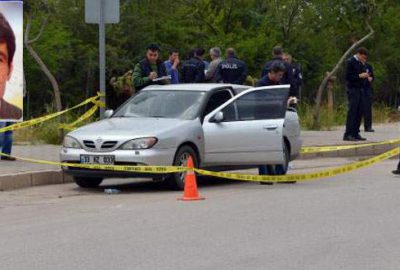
[343,47,369,141]
[215,48,248,85]
[132,44,169,91]
[261,47,296,97]
[256,62,285,87]
[361,56,374,132]
[283,53,303,99]
[181,48,206,83]
[256,62,296,184]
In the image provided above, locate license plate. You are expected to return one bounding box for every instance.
[80,155,115,165]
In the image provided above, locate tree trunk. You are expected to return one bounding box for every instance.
[312,21,374,129]
[24,15,62,113]
[24,14,64,141]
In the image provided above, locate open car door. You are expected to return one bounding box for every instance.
[202,85,290,166]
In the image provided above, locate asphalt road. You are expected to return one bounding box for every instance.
[1,158,400,270]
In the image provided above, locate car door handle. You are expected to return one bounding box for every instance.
[263,125,278,131]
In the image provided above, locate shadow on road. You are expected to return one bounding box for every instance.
[74,176,246,194]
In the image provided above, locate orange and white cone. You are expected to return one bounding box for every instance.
[178,156,205,201]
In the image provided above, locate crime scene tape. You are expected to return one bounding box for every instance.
[0,93,104,133]
[1,147,399,183]
[0,152,185,174]
[301,138,400,154]
[196,147,400,183]
[59,103,103,131]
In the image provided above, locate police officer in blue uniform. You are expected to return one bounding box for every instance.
[283,53,303,99]
[181,48,206,83]
[343,47,369,141]
[215,48,248,85]
[261,47,296,97]
[362,59,374,132]
[256,62,296,184]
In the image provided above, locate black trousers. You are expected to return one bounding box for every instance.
[362,88,373,130]
[344,88,363,137]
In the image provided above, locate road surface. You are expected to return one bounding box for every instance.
[1,158,400,270]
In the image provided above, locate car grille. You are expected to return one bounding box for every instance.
[101,141,118,149]
[83,140,96,149]
[82,140,118,150]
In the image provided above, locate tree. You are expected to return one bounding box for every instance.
[24,0,62,113]
[312,0,377,129]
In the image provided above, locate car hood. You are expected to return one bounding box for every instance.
[68,117,194,140]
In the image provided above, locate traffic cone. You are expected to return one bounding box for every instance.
[178,156,205,201]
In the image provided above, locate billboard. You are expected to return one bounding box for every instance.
[0,0,23,122]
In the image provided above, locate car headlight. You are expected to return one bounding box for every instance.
[63,136,82,149]
[119,137,158,150]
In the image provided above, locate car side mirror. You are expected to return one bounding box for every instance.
[211,111,224,123]
[104,109,114,119]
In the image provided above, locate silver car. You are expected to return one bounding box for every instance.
[60,84,302,189]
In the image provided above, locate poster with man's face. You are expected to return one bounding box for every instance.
[0,0,23,122]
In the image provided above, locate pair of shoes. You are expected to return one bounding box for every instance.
[343,135,367,141]
[392,169,400,175]
[354,135,367,141]
[1,156,16,161]
[343,135,358,141]
[365,128,375,132]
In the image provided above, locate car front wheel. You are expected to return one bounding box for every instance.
[167,145,198,190]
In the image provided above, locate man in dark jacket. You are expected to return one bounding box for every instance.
[256,62,285,87]
[343,47,369,141]
[361,58,374,132]
[256,62,295,184]
[261,47,296,97]
[181,48,206,83]
[283,53,303,99]
[215,48,248,85]
[132,44,169,91]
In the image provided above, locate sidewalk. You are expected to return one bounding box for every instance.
[302,123,400,146]
[301,123,400,158]
[1,123,399,190]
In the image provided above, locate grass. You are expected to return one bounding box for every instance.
[298,102,397,130]
[14,108,99,145]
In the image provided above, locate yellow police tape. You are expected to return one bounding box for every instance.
[0,153,185,173]
[0,93,104,133]
[196,147,399,182]
[1,147,399,183]
[301,138,400,154]
[59,104,102,131]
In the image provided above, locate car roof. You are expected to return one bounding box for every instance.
[143,83,251,92]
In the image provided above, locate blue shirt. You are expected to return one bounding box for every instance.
[164,60,179,84]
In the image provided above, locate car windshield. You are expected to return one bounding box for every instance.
[113,90,206,120]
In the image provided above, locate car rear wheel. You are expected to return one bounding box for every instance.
[74,177,103,188]
[260,141,294,184]
[278,141,296,184]
[167,145,198,190]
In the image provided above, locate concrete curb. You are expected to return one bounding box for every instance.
[0,170,73,191]
[299,144,397,159]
